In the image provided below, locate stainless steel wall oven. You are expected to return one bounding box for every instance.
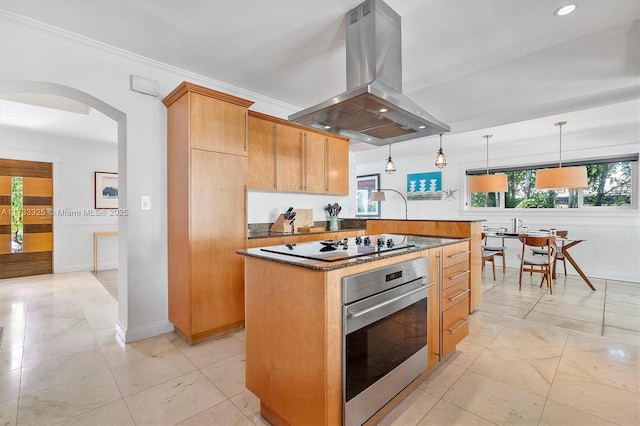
[342,258,428,425]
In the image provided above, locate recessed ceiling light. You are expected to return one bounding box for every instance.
[418,125,426,129]
[324,125,331,129]
[379,108,388,113]
[554,4,576,16]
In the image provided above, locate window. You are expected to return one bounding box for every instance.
[467,156,637,209]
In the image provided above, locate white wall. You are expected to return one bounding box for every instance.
[0,127,118,272]
[355,114,640,282]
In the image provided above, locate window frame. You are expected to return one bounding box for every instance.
[464,155,638,211]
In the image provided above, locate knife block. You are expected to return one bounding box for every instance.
[270,214,294,234]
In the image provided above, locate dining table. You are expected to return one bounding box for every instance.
[484,229,596,291]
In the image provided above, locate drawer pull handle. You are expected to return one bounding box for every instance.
[448,318,470,334]
[448,250,470,259]
[449,289,470,301]
[448,270,470,280]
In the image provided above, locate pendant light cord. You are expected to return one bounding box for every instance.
[483,134,492,175]
[555,121,567,168]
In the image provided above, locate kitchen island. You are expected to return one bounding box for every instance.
[237,234,471,425]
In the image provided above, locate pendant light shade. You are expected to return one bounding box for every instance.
[468,174,508,193]
[384,144,396,174]
[535,121,588,189]
[468,134,508,193]
[435,133,447,169]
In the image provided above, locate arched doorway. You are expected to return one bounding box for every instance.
[0,79,128,336]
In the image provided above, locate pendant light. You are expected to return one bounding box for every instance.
[384,144,396,174]
[535,121,588,189]
[435,133,447,169]
[468,135,508,193]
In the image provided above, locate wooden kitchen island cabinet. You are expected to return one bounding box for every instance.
[163,82,254,344]
[240,235,468,426]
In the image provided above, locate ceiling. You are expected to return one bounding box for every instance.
[0,0,638,151]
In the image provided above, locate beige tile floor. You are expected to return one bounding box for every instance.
[0,269,638,425]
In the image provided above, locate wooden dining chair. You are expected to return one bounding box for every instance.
[532,230,568,276]
[482,233,506,274]
[481,233,496,280]
[517,235,557,294]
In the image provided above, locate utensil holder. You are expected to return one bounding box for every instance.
[329,216,339,231]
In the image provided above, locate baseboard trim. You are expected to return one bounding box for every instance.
[116,319,174,343]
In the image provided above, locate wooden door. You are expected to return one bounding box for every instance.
[303,131,325,193]
[326,136,349,195]
[0,159,53,279]
[190,149,246,337]
[276,124,303,192]
[247,115,276,190]
[190,92,248,156]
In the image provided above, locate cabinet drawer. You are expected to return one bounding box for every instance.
[442,261,470,290]
[442,242,470,268]
[442,295,470,356]
[442,280,470,312]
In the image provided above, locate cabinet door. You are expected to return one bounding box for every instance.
[190,149,247,335]
[247,116,276,190]
[276,124,303,192]
[326,136,349,195]
[303,131,326,193]
[190,92,248,156]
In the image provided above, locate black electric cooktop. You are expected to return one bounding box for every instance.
[259,234,417,262]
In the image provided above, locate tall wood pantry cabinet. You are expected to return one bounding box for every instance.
[163,82,254,344]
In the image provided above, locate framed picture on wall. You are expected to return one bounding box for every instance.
[95,171,118,209]
[407,171,442,200]
[356,173,381,217]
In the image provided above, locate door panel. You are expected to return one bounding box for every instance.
[23,232,53,252]
[23,177,53,196]
[0,158,53,278]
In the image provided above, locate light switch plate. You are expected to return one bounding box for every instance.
[141,196,151,210]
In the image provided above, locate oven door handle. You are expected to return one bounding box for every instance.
[350,286,425,318]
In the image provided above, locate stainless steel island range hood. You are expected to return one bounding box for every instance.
[288,0,450,146]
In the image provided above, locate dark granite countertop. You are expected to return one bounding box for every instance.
[238,235,470,271]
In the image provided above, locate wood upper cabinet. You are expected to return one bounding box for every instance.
[247,115,276,190]
[190,91,248,156]
[276,123,304,192]
[163,81,254,344]
[326,136,349,195]
[302,131,326,193]
[247,111,349,195]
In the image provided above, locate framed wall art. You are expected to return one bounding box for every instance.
[356,173,381,217]
[94,171,118,209]
[407,171,442,200]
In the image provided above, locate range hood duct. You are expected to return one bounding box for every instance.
[288,0,450,146]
